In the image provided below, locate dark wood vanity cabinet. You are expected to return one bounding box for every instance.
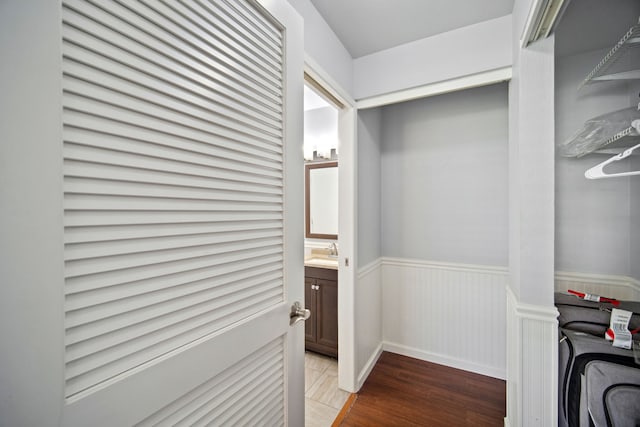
[304,266,338,358]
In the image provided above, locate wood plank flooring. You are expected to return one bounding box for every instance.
[339,352,506,426]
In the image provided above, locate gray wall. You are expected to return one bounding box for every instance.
[380,83,509,266]
[357,108,382,268]
[555,49,635,276]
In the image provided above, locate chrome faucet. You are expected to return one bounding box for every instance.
[328,242,338,256]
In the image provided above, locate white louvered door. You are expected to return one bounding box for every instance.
[60,0,304,425]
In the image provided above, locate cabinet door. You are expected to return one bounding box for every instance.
[304,277,316,344]
[316,279,338,356]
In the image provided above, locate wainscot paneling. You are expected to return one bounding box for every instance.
[355,259,383,389]
[555,271,640,301]
[504,287,559,427]
[381,258,508,379]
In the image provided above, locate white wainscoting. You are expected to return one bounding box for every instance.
[380,257,509,380]
[355,259,383,390]
[504,287,559,427]
[555,271,640,301]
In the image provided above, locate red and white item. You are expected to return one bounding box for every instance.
[605,308,633,349]
[567,289,620,306]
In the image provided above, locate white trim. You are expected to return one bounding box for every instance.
[520,0,546,48]
[507,286,559,322]
[555,270,640,291]
[304,55,355,107]
[555,270,640,301]
[356,67,512,110]
[356,343,383,390]
[382,341,506,380]
[505,286,559,427]
[382,256,508,276]
[357,258,383,278]
[303,58,359,394]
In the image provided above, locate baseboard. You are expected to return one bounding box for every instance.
[382,341,506,380]
[356,343,383,390]
[504,417,511,427]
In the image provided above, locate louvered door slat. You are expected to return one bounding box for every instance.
[64,194,281,213]
[164,1,282,78]
[63,39,281,126]
[64,210,283,227]
[62,0,286,399]
[121,0,283,91]
[63,1,282,106]
[64,163,282,200]
[65,228,283,260]
[64,117,282,167]
[63,67,282,139]
[63,104,282,158]
[64,219,283,243]
[66,279,283,351]
[63,89,282,149]
[65,245,282,294]
[65,236,282,278]
[66,265,283,325]
[65,286,283,396]
[195,0,282,65]
[215,0,282,52]
[64,177,282,205]
[199,363,281,426]
[64,142,282,186]
[65,254,283,310]
[136,338,284,427]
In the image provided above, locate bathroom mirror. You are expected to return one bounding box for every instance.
[305,162,338,239]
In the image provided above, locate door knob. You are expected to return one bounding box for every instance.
[289,301,311,325]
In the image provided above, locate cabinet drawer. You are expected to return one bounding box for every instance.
[304,266,337,281]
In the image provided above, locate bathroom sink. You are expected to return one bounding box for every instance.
[304,256,338,269]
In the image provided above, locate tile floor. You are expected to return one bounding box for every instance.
[305,352,350,427]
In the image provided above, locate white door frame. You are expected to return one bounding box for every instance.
[303,58,358,393]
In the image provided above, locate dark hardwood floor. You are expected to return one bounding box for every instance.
[339,352,506,426]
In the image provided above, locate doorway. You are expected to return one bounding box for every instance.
[302,70,356,425]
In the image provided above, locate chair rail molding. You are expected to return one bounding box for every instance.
[555,270,640,301]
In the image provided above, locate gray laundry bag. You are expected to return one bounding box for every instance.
[555,293,640,337]
[584,360,640,426]
[558,328,638,427]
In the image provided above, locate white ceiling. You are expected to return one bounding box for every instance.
[309,0,514,58]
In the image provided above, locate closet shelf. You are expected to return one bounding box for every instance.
[579,17,640,89]
[590,126,640,156]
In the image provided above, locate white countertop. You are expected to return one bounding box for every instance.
[304,256,338,270]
